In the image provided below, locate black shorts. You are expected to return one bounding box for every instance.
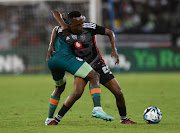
[93,61,114,85]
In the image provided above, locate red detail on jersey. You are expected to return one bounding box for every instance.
[93,36,105,64]
[74,42,82,48]
[75,48,87,51]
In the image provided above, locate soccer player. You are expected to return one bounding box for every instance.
[45,12,114,125]
[49,10,136,124]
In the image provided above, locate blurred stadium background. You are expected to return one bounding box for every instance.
[0,0,179,74]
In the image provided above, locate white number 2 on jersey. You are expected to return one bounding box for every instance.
[102,65,112,74]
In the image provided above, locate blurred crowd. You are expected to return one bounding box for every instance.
[102,0,180,34]
[0,0,179,50]
[0,2,51,50]
[0,1,88,50]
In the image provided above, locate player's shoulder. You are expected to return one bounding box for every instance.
[83,22,96,29]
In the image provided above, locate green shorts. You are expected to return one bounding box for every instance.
[48,36,92,86]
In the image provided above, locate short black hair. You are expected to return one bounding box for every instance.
[68,11,81,20]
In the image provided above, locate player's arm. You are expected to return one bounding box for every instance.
[104,28,119,65]
[92,23,119,65]
[51,10,69,31]
[46,26,58,61]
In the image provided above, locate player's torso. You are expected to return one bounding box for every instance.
[65,29,95,57]
[63,30,101,68]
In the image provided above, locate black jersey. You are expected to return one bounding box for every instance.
[58,22,106,69]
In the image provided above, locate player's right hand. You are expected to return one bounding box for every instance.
[46,45,55,61]
[111,49,119,65]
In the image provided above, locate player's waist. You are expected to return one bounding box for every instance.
[86,55,104,69]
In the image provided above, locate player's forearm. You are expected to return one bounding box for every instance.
[105,29,117,51]
[49,27,57,46]
[51,10,67,29]
[110,36,117,51]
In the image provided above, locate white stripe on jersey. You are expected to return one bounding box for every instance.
[83,23,96,29]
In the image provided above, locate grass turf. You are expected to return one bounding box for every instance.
[0,73,179,133]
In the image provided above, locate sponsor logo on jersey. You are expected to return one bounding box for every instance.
[71,34,77,40]
[74,42,82,48]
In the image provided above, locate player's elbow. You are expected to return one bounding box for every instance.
[105,28,115,37]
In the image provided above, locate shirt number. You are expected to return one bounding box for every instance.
[102,66,111,74]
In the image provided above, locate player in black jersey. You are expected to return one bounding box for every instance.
[48,10,136,124]
[44,13,111,125]
[45,11,114,126]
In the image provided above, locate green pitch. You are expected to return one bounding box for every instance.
[0,73,180,133]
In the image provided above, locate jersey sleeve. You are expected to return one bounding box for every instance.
[95,25,106,35]
[83,22,105,35]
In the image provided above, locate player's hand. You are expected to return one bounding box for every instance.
[46,45,55,61]
[51,10,60,19]
[111,49,119,65]
[51,10,68,28]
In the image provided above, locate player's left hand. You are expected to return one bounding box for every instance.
[111,49,119,65]
[46,45,55,61]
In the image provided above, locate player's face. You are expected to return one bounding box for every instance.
[69,18,84,34]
